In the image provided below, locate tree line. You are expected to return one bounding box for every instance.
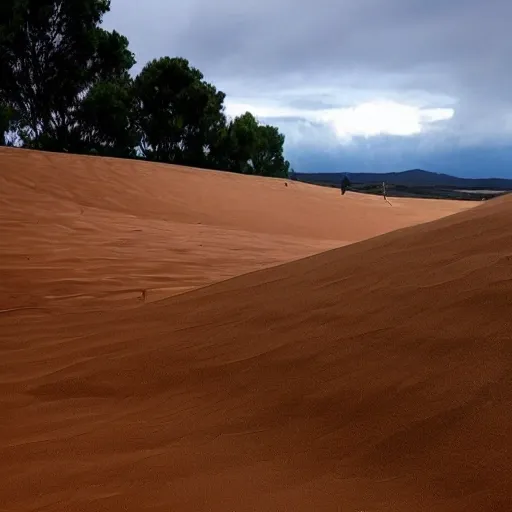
[0,0,290,178]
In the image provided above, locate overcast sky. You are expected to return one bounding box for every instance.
[104,0,512,176]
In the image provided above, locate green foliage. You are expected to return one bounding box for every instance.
[252,124,289,178]
[0,103,18,145]
[211,112,289,177]
[77,79,137,157]
[0,0,135,150]
[0,2,292,175]
[133,57,226,166]
[0,105,7,145]
[217,112,260,173]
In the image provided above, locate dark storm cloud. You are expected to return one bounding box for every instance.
[105,0,512,92]
[103,0,512,175]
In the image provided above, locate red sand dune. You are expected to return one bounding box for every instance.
[2,149,510,511]
[0,148,472,310]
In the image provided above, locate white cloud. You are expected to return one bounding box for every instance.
[225,99,454,143]
[321,101,454,139]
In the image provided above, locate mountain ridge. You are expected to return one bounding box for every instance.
[296,168,512,189]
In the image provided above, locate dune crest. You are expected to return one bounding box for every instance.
[0,148,473,309]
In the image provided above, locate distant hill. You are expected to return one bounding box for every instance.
[296,169,512,190]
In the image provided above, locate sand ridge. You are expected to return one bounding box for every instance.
[0,147,473,310]
[2,149,509,511]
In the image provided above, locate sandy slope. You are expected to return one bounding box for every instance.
[0,148,472,310]
[2,149,509,511]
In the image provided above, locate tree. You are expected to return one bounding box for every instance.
[76,79,137,157]
[0,0,135,151]
[252,124,289,178]
[0,104,18,145]
[211,112,259,173]
[211,111,290,178]
[0,2,294,172]
[133,57,226,167]
[0,105,7,145]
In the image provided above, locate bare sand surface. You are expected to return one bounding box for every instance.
[0,148,472,310]
[3,149,510,511]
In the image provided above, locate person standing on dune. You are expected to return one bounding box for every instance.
[341,175,351,195]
